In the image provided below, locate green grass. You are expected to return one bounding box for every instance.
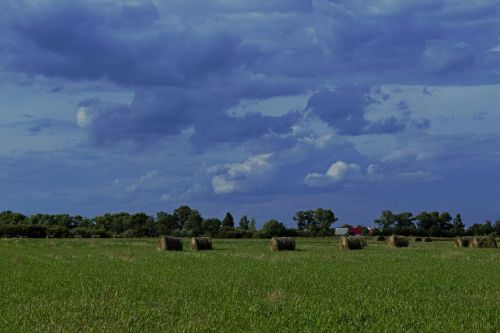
[0,238,499,332]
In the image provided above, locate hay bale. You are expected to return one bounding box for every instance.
[470,236,497,248]
[376,236,385,241]
[340,236,364,250]
[270,237,296,251]
[388,235,409,248]
[190,237,213,251]
[423,237,432,242]
[157,236,183,251]
[414,237,422,242]
[453,236,471,248]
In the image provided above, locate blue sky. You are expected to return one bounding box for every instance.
[1,0,500,226]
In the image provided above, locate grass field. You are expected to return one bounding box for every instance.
[0,238,499,332]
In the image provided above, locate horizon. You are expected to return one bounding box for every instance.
[1,1,499,227]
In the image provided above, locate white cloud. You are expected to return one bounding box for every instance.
[126,184,138,193]
[303,172,332,187]
[139,170,158,182]
[76,107,92,127]
[226,153,272,177]
[212,175,238,194]
[326,161,362,182]
[210,153,273,194]
[304,160,372,187]
[160,193,172,201]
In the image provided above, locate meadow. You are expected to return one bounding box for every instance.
[0,238,499,332]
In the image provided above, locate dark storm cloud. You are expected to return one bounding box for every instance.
[1,0,499,148]
[80,88,301,148]
[306,86,426,135]
[0,118,76,133]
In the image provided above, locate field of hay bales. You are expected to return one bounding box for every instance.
[1,238,499,332]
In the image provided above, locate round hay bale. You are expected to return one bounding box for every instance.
[414,237,422,242]
[376,236,385,241]
[423,237,432,242]
[388,235,409,248]
[190,237,213,251]
[270,237,296,251]
[340,236,364,250]
[157,236,183,251]
[470,236,497,248]
[453,236,471,248]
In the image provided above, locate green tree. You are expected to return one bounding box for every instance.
[495,220,500,236]
[183,210,204,236]
[452,214,465,236]
[314,208,337,236]
[239,215,250,230]
[156,212,178,235]
[0,211,27,224]
[294,210,315,234]
[261,219,286,238]
[374,210,397,234]
[173,205,193,230]
[249,217,256,231]
[222,212,234,228]
[203,218,222,237]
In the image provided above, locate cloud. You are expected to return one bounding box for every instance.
[211,153,273,194]
[305,86,423,136]
[77,88,301,148]
[304,161,364,187]
[1,0,500,225]
[76,107,92,127]
[421,40,476,75]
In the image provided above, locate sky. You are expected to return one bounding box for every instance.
[1,0,500,227]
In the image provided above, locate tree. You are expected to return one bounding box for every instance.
[173,205,193,229]
[314,208,337,236]
[239,215,250,230]
[261,219,286,238]
[415,211,453,236]
[452,214,465,236]
[0,211,27,224]
[183,210,203,236]
[374,210,397,234]
[222,212,234,228]
[203,218,222,237]
[156,212,178,235]
[294,210,315,234]
[249,217,256,231]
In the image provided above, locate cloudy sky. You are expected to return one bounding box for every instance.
[1,0,500,226]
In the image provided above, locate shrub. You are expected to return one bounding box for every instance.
[260,219,286,238]
[46,226,71,238]
[70,227,93,238]
[0,224,47,238]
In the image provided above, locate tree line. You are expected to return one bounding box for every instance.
[0,207,498,238]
